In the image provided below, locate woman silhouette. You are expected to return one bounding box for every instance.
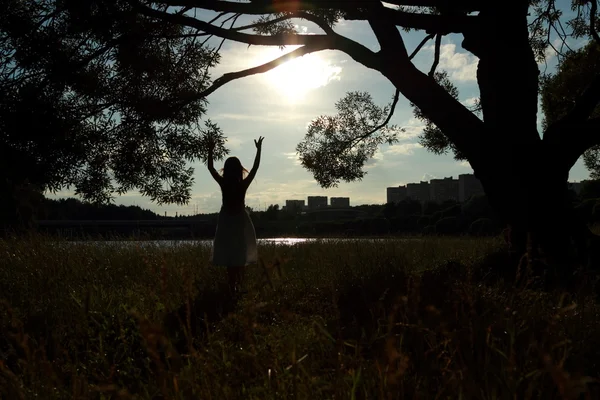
[208,136,263,295]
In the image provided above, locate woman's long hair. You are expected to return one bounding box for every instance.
[221,157,248,183]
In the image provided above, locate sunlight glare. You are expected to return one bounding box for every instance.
[255,48,342,103]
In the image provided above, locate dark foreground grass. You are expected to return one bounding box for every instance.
[1,236,599,399]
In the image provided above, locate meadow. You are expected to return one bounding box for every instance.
[1,236,599,399]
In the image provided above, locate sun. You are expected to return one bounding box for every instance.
[255,48,342,103]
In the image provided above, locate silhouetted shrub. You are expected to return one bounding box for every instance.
[418,216,431,228]
[593,201,600,223]
[400,214,421,233]
[397,198,422,216]
[442,204,462,218]
[468,218,500,236]
[575,198,599,223]
[422,225,436,235]
[430,211,443,225]
[580,179,600,200]
[435,217,460,235]
[422,201,442,215]
[369,218,390,235]
[462,194,494,220]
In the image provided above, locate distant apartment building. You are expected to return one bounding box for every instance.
[386,186,407,204]
[307,196,328,209]
[285,199,305,213]
[330,197,350,208]
[429,177,459,203]
[407,181,430,203]
[458,173,485,202]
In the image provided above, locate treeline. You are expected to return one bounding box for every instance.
[40,198,161,220]
[3,180,600,239]
[247,179,600,237]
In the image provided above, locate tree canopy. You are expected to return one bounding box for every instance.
[1,0,228,205]
[541,41,600,179]
[4,0,599,195]
[117,0,600,188]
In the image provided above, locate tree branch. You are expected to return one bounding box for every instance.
[151,0,478,33]
[184,44,328,102]
[591,0,600,45]
[382,0,481,10]
[157,0,482,12]
[231,12,333,35]
[131,1,329,46]
[561,118,600,168]
[380,61,485,165]
[138,0,482,163]
[429,33,442,76]
[547,74,600,168]
[368,2,409,57]
[347,7,478,34]
[409,33,435,59]
[177,34,381,108]
[134,0,382,70]
[345,88,401,147]
[557,74,600,124]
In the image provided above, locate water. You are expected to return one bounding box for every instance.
[64,237,405,248]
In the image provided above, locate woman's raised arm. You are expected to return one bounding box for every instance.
[244,136,264,186]
[207,143,223,184]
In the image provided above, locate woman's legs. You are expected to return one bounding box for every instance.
[227,266,246,295]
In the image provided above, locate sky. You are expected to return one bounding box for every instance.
[49,3,592,216]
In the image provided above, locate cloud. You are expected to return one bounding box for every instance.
[386,142,423,155]
[212,43,343,102]
[364,151,385,169]
[214,111,311,123]
[461,97,478,107]
[283,152,302,166]
[457,160,472,168]
[426,43,478,82]
[226,136,243,150]
[540,38,564,64]
[422,173,436,181]
[399,118,425,140]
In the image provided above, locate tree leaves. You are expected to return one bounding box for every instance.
[540,42,600,177]
[0,0,224,205]
[196,119,230,165]
[296,91,403,188]
[411,71,469,161]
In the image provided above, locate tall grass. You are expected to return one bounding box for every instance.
[0,236,598,399]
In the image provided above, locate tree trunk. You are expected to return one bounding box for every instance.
[458,3,600,282]
[0,180,41,236]
[475,153,599,286]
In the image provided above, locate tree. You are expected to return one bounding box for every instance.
[541,42,600,179]
[264,204,280,220]
[0,0,229,228]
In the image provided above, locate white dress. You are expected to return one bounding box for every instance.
[211,207,258,266]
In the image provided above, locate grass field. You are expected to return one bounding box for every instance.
[1,236,599,399]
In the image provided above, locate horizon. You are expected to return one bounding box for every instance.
[47,173,592,217]
[45,6,593,215]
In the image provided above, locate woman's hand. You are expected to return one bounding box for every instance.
[207,139,217,158]
[254,136,264,149]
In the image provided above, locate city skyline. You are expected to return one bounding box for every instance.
[387,173,483,204]
[113,174,590,216]
[387,173,591,205]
